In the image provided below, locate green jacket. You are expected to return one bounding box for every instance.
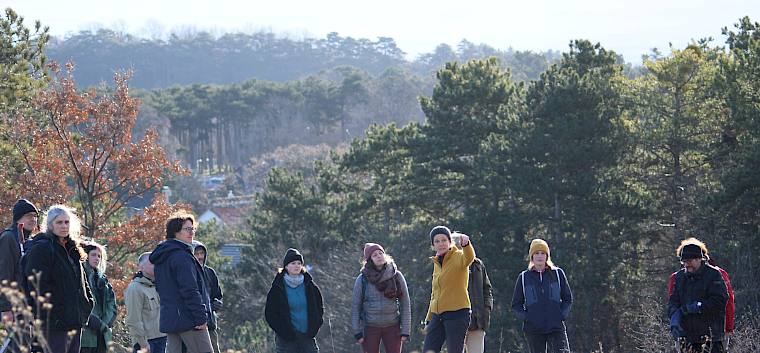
[81,264,117,349]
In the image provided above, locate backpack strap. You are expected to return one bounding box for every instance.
[359,273,368,320]
[521,270,527,301]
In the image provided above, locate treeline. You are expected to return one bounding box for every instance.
[209,18,760,353]
[45,29,560,89]
[144,66,427,174]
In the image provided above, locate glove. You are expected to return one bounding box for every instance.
[87,314,104,331]
[669,310,683,339]
[682,302,701,314]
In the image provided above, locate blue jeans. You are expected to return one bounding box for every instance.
[133,336,167,353]
[422,309,470,353]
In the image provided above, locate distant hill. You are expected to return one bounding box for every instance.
[46,29,560,89]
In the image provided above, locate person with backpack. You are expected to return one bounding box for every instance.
[422,226,476,353]
[350,243,411,353]
[264,248,324,353]
[80,241,117,353]
[124,252,166,353]
[668,241,728,353]
[510,238,572,353]
[667,237,734,348]
[22,205,94,353]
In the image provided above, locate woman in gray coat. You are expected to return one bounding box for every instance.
[351,243,411,353]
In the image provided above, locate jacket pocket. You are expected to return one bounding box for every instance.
[550,281,561,302]
[524,285,538,306]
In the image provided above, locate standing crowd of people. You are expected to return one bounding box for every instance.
[0,200,223,353]
[0,198,736,353]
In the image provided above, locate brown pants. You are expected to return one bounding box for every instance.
[166,329,213,353]
[361,325,402,353]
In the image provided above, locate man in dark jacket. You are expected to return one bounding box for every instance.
[668,243,728,353]
[0,199,39,324]
[192,241,223,353]
[1,199,39,353]
[465,257,493,353]
[150,214,213,353]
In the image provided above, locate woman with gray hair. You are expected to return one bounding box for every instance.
[22,205,94,353]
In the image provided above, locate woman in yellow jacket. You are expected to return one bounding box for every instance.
[422,225,476,353]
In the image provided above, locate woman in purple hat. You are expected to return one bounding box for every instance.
[350,243,411,353]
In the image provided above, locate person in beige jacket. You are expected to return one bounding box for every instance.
[125,252,167,353]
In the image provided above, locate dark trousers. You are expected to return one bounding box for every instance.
[422,309,470,353]
[44,329,81,353]
[132,337,167,353]
[525,331,570,353]
[274,334,318,353]
[362,325,402,353]
[679,340,724,353]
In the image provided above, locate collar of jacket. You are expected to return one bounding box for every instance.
[430,246,458,262]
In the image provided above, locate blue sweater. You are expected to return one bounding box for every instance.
[285,283,308,333]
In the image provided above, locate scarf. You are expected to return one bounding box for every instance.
[362,261,403,299]
[284,272,305,288]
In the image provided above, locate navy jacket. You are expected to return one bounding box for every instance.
[150,239,212,333]
[511,267,572,334]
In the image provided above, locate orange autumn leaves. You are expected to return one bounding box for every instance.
[0,62,189,297]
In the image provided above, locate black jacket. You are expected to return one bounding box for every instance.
[668,263,728,342]
[0,225,32,311]
[21,232,94,330]
[264,270,324,341]
[150,239,212,333]
[193,242,223,330]
[467,258,493,331]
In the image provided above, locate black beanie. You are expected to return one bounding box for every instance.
[680,244,704,261]
[283,248,304,267]
[12,199,39,223]
[429,225,451,244]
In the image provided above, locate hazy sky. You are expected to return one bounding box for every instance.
[4,0,759,63]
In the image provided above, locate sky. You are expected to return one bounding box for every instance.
[3,0,759,63]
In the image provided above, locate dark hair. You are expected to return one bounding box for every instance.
[165,213,195,239]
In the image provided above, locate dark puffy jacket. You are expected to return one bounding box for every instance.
[21,232,94,330]
[264,270,324,341]
[511,267,572,334]
[150,239,212,333]
[668,263,728,343]
[467,258,493,331]
[0,225,32,311]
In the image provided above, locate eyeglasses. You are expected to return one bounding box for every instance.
[182,227,197,233]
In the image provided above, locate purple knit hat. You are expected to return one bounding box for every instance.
[363,243,385,261]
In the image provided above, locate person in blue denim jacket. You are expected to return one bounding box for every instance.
[511,239,572,353]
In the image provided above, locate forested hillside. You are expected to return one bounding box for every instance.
[46,29,560,89]
[2,7,759,352]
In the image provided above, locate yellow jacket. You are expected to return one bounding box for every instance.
[426,243,476,321]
